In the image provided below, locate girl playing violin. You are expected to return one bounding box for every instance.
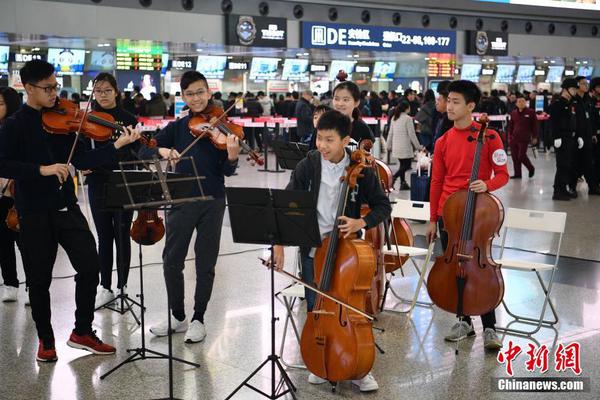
[0,60,140,362]
[271,110,391,392]
[139,71,240,344]
[426,80,509,350]
[84,72,140,308]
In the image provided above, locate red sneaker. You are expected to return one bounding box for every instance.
[37,339,58,362]
[67,331,116,355]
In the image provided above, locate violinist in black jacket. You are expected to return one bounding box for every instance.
[0,60,140,362]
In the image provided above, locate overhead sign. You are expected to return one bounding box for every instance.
[226,15,287,48]
[302,22,456,53]
[476,0,600,11]
[170,57,197,70]
[466,31,509,56]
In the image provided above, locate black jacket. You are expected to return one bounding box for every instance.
[549,97,577,140]
[286,149,391,241]
[138,114,237,198]
[0,104,117,214]
[294,98,314,140]
[573,94,594,143]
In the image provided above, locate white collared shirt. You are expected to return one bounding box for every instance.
[316,152,349,238]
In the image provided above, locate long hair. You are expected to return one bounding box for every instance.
[0,87,22,122]
[92,72,122,110]
[333,80,361,120]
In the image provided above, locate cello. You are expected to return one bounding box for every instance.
[301,150,376,384]
[426,116,505,317]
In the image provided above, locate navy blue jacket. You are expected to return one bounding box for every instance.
[138,115,238,198]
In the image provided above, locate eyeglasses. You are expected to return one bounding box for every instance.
[93,88,115,96]
[29,83,61,94]
[183,90,207,98]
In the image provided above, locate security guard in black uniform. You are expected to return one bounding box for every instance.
[573,76,600,195]
[550,78,582,201]
[590,77,600,193]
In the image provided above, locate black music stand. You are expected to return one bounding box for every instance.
[259,122,286,174]
[270,140,310,171]
[224,187,321,400]
[100,157,210,400]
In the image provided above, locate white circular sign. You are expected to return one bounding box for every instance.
[492,149,508,166]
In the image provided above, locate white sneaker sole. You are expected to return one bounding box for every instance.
[184,335,206,344]
[66,340,115,355]
[36,355,58,362]
[150,325,188,337]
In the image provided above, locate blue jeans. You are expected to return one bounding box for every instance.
[300,254,316,311]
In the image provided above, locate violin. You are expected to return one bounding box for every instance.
[301,149,376,383]
[426,115,505,317]
[42,98,120,141]
[187,103,264,166]
[130,209,165,245]
[4,180,19,232]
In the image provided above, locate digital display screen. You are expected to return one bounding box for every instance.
[329,60,356,80]
[249,57,280,80]
[0,46,9,73]
[116,52,162,71]
[195,56,227,79]
[116,70,161,100]
[578,65,594,79]
[281,59,309,81]
[516,65,535,83]
[87,51,115,71]
[546,66,565,83]
[47,48,85,75]
[372,62,397,81]
[460,64,482,82]
[495,64,516,83]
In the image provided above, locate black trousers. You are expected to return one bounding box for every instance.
[19,206,100,340]
[0,197,19,288]
[162,199,226,322]
[575,144,597,189]
[393,158,413,184]
[88,181,133,290]
[553,136,576,193]
[437,218,496,330]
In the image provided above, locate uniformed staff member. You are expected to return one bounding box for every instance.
[573,76,599,195]
[589,77,600,194]
[550,78,582,201]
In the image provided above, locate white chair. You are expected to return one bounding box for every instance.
[495,208,566,338]
[380,200,434,314]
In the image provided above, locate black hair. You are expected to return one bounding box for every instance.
[180,71,208,91]
[0,87,22,121]
[490,89,499,97]
[292,91,299,100]
[447,80,482,107]
[213,91,222,99]
[314,104,331,115]
[392,100,410,120]
[20,59,54,86]
[515,92,526,100]
[333,81,361,120]
[316,109,351,138]
[92,72,122,107]
[257,91,265,97]
[404,88,414,97]
[423,89,435,104]
[436,80,451,97]
[575,76,586,83]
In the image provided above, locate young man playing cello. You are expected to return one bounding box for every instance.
[0,60,140,362]
[426,80,509,350]
[271,110,391,392]
[140,71,240,343]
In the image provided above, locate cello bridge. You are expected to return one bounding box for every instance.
[457,253,473,260]
[312,310,335,316]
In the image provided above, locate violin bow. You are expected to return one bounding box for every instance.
[64,80,98,168]
[260,258,374,321]
[177,101,238,159]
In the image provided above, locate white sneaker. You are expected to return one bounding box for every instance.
[150,317,189,337]
[2,286,18,302]
[184,320,207,343]
[351,373,379,392]
[94,288,115,309]
[308,373,327,385]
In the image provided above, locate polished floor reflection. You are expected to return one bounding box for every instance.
[0,151,599,399]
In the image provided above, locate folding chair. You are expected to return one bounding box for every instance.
[381,199,434,314]
[495,208,566,338]
[275,250,306,369]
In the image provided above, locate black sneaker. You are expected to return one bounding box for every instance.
[510,175,522,179]
[528,168,535,178]
[399,182,410,191]
[552,192,571,201]
[588,186,600,195]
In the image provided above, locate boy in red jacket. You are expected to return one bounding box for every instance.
[508,93,538,179]
[426,80,509,350]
